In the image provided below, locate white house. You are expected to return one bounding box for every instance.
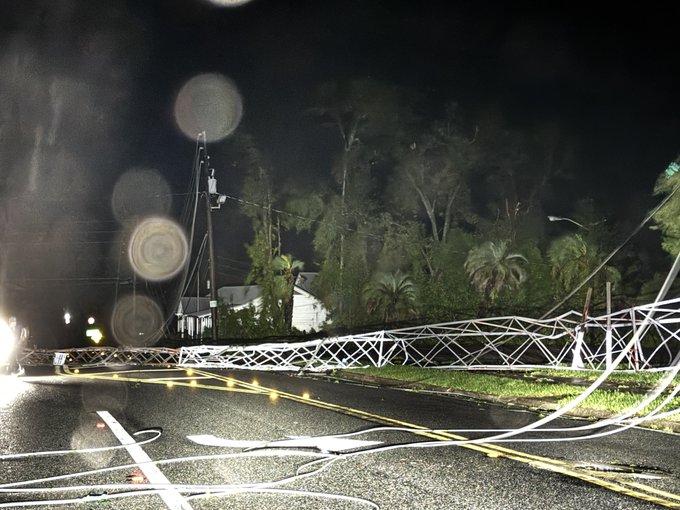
[290,272,329,332]
[176,272,330,339]
[176,296,212,340]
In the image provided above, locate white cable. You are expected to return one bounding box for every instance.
[186,487,379,508]
[0,428,161,461]
[0,450,335,489]
[540,183,679,320]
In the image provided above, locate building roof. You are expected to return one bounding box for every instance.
[217,285,262,306]
[178,296,211,316]
[295,272,318,293]
[179,273,320,313]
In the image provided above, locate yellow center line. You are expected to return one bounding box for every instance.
[59,366,680,508]
[58,366,259,393]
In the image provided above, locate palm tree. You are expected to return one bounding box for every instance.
[547,233,620,301]
[464,240,528,308]
[272,254,304,331]
[547,234,596,291]
[362,270,417,324]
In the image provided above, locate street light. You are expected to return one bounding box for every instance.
[547,215,589,230]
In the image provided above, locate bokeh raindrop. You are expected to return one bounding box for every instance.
[173,73,243,142]
[110,294,164,347]
[128,216,188,282]
[112,167,172,224]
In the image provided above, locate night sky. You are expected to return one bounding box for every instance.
[0,0,678,343]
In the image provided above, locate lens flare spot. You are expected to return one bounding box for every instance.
[112,168,172,224]
[128,217,188,282]
[174,73,243,142]
[203,0,254,6]
[72,421,114,469]
[110,294,164,347]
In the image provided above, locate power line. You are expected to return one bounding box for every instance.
[220,193,388,240]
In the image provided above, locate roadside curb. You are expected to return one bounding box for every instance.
[331,370,680,434]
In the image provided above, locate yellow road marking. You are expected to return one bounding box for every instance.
[60,366,680,508]
[59,366,260,394]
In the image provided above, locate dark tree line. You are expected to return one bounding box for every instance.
[219,78,679,336]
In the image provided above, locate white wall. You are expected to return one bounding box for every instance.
[291,291,328,332]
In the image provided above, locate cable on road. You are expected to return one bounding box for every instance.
[6,364,676,509]
[0,428,162,461]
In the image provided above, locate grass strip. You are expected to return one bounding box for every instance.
[345,366,680,423]
[347,365,581,398]
[526,368,670,387]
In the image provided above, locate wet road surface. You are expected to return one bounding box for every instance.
[0,366,678,509]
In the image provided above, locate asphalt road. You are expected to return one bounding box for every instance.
[0,366,679,509]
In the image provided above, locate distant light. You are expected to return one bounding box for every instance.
[269,392,279,401]
[87,316,95,325]
[64,313,71,325]
[226,379,235,388]
[186,369,194,376]
[0,319,14,366]
[251,379,259,387]
[0,376,32,408]
[302,392,311,400]
[86,328,103,344]
[190,380,198,387]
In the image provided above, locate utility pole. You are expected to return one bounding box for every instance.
[199,134,227,342]
[205,187,218,341]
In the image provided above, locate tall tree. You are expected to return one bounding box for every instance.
[651,161,680,256]
[272,254,304,331]
[233,135,286,332]
[464,240,528,309]
[311,79,406,305]
[390,103,478,244]
[237,134,279,272]
[474,118,575,243]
